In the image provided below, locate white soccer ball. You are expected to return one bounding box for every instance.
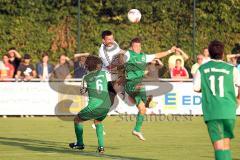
[128,9,141,23]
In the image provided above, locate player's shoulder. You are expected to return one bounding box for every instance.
[215,59,235,67]
[98,43,104,54]
[198,60,212,72]
[199,60,235,71]
[97,69,109,77]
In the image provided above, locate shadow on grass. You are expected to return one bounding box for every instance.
[0,137,158,160]
[201,156,240,160]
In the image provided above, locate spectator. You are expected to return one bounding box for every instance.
[145,59,163,79]
[168,47,189,70]
[0,61,3,70]
[226,53,240,67]
[0,54,14,80]
[52,54,73,80]
[202,47,211,64]
[170,59,189,79]
[15,54,36,81]
[191,54,203,78]
[36,52,54,81]
[73,53,89,78]
[8,48,21,75]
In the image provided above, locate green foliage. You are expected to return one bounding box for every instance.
[0,0,239,72]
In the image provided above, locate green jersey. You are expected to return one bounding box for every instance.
[194,60,240,121]
[82,70,111,109]
[124,50,155,81]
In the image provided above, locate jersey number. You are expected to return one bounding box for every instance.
[96,79,103,94]
[209,75,224,97]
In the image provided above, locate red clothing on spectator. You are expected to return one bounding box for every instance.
[0,63,15,78]
[171,67,187,77]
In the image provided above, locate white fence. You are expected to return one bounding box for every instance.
[0,80,239,115]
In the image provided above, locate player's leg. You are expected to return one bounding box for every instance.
[222,119,236,159]
[223,138,230,150]
[93,112,108,154]
[213,139,232,160]
[69,115,85,150]
[132,100,146,141]
[94,119,105,154]
[108,81,117,105]
[69,105,94,150]
[206,120,232,160]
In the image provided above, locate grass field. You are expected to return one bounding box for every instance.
[0,116,240,160]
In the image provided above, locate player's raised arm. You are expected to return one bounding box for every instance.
[154,46,177,59]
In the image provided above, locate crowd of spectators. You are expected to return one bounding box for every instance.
[0,45,239,81]
[0,48,88,81]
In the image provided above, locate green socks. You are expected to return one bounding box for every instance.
[74,123,83,145]
[74,122,104,147]
[95,123,104,147]
[215,150,232,160]
[134,114,144,132]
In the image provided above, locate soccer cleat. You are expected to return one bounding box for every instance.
[97,146,104,154]
[132,130,146,141]
[69,142,85,150]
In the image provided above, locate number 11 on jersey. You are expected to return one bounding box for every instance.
[209,75,224,97]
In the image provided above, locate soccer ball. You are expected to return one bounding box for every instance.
[127,9,141,23]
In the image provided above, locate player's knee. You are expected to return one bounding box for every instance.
[74,116,82,124]
[139,107,146,114]
[94,119,102,125]
[213,140,225,150]
[223,138,231,150]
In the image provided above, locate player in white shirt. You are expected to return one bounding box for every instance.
[98,30,125,113]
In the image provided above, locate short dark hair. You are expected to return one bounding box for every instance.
[208,40,224,59]
[101,30,112,39]
[85,56,102,71]
[42,52,49,58]
[23,53,31,59]
[8,47,16,51]
[59,53,66,59]
[130,37,141,46]
[176,59,182,63]
[2,54,9,58]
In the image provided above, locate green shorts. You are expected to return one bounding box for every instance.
[206,119,235,143]
[125,80,147,105]
[77,103,110,121]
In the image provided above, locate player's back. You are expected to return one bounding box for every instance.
[84,70,111,108]
[198,60,237,121]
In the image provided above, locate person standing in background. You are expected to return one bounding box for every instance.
[73,53,89,79]
[168,47,189,70]
[15,54,36,81]
[170,59,189,79]
[191,54,204,78]
[8,48,21,76]
[36,53,54,81]
[202,47,211,64]
[52,54,73,80]
[0,54,14,80]
[145,59,163,79]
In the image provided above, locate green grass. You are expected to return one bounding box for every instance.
[0,116,239,160]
